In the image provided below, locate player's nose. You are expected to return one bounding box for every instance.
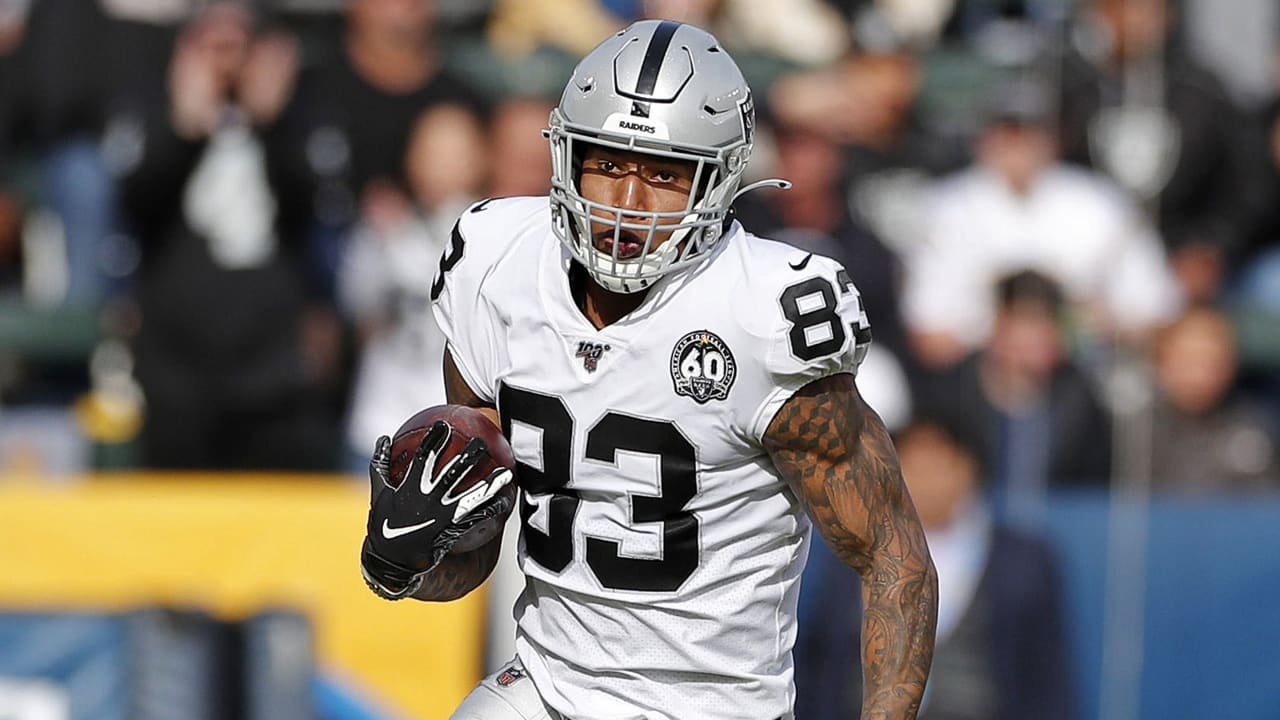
[612,172,652,214]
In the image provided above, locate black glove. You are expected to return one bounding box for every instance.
[361,420,515,600]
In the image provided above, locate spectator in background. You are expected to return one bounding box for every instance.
[487,96,555,199]
[916,270,1112,528]
[337,104,487,468]
[274,0,486,295]
[116,2,341,470]
[1059,0,1274,303]
[897,413,1076,720]
[1149,306,1278,494]
[0,0,114,309]
[767,21,967,261]
[902,78,1180,369]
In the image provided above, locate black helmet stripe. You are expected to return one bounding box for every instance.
[634,20,680,97]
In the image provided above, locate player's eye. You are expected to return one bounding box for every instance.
[597,159,619,173]
[650,167,693,189]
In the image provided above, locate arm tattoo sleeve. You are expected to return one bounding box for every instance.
[408,348,504,602]
[763,373,938,720]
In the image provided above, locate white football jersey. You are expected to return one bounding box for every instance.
[432,196,871,720]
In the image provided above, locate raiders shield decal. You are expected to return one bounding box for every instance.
[670,330,736,403]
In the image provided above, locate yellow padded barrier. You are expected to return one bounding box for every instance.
[0,474,486,719]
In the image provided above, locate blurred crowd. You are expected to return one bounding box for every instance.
[1,0,1278,717]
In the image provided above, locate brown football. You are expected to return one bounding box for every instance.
[386,404,517,553]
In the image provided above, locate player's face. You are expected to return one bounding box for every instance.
[577,145,698,259]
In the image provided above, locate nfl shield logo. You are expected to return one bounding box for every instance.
[496,665,526,687]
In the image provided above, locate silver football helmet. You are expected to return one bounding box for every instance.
[549,20,766,294]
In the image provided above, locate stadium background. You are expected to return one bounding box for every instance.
[1,0,1279,718]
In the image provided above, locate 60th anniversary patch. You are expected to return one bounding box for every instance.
[670,330,737,403]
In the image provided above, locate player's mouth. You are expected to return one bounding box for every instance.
[594,230,646,260]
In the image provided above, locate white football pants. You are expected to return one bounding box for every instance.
[451,657,563,720]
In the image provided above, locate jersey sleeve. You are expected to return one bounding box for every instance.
[429,200,507,403]
[745,254,872,443]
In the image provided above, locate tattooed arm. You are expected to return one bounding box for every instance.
[409,348,506,602]
[763,373,938,719]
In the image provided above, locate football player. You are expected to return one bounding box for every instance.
[360,20,938,720]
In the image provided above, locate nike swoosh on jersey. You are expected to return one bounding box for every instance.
[381,518,436,539]
[789,253,812,270]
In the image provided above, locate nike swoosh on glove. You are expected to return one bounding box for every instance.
[361,420,514,599]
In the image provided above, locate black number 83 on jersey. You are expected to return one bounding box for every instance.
[780,270,869,362]
[498,383,700,593]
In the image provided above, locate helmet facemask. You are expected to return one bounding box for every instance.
[549,111,750,294]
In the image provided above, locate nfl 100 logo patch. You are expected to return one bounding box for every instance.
[670,330,736,403]
[575,341,611,373]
